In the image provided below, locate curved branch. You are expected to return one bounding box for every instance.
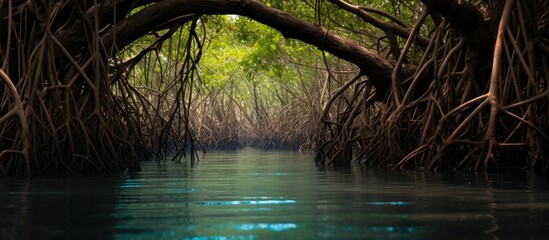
[80,0,418,97]
[359,6,409,28]
[327,0,430,47]
[0,68,30,177]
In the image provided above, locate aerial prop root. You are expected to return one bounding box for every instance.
[0,68,31,177]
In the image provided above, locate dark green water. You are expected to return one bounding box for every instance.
[1,149,549,239]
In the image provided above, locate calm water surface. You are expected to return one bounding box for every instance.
[1,149,549,239]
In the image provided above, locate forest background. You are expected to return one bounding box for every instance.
[1,0,548,176]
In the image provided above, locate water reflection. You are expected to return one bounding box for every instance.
[367,201,409,205]
[201,200,296,205]
[1,149,549,239]
[0,177,119,239]
[109,150,430,239]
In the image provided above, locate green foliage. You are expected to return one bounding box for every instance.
[122,0,426,151]
[201,15,320,90]
[196,14,329,149]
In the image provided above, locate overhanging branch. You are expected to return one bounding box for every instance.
[87,0,418,97]
[327,0,430,48]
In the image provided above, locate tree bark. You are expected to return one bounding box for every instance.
[56,0,419,98]
[327,0,431,47]
[21,0,493,98]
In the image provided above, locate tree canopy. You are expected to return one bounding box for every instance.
[1,0,548,176]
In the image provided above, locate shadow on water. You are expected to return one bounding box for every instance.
[0,176,119,240]
[1,148,549,239]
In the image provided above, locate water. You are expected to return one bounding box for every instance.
[1,149,549,239]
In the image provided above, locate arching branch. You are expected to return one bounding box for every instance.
[327,0,431,47]
[56,0,419,98]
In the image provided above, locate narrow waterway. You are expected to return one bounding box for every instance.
[1,149,548,239]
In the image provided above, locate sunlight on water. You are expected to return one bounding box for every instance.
[368,201,409,205]
[200,200,296,205]
[104,150,549,239]
[183,235,255,240]
[107,151,433,239]
[234,223,297,231]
